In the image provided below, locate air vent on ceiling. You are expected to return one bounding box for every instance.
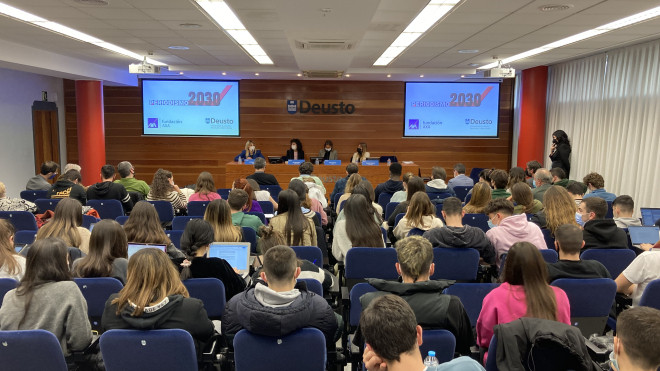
[295,40,353,50]
[73,0,109,5]
[539,4,574,12]
[302,70,345,79]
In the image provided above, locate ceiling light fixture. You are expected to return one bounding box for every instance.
[387,74,392,78]
[179,23,202,28]
[419,74,424,78]
[0,2,166,66]
[222,72,227,75]
[345,74,350,77]
[479,4,660,69]
[296,73,302,77]
[458,49,479,54]
[193,0,273,65]
[254,72,259,76]
[374,0,461,66]
[168,45,190,50]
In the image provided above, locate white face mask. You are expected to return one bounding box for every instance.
[325,147,331,152]
[249,146,255,151]
[291,144,297,150]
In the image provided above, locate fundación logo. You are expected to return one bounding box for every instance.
[408,119,419,130]
[147,118,158,128]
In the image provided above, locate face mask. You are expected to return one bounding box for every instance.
[49,173,57,179]
[532,179,537,188]
[291,144,297,150]
[487,220,496,229]
[609,346,619,371]
[325,147,331,152]
[525,169,531,177]
[249,146,255,151]
[552,138,558,144]
[575,212,585,227]
[357,148,362,154]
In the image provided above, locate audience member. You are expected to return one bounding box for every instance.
[232,178,263,213]
[330,163,360,204]
[123,201,185,259]
[551,167,570,187]
[48,169,86,205]
[35,198,91,254]
[390,172,413,203]
[115,161,150,197]
[579,197,628,249]
[386,176,425,230]
[612,195,642,228]
[290,162,326,195]
[358,236,474,355]
[484,198,546,268]
[63,163,82,175]
[448,163,474,189]
[375,162,404,201]
[546,224,610,282]
[333,194,385,262]
[71,219,128,284]
[302,177,328,210]
[610,307,660,371]
[146,168,187,213]
[222,245,338,345]
[532,168,553,203]
[424,197,495,264]
[289,179,326,227]
[246,179,279,211]
[0,181,37,212]
[489,169,510,199]
[361,295,485,371]
[464,168,493,202]
[176,219,246,299]
[463,182,492,214]
[549,130,572,177]
[246,157,280,186]
[285,138,305,161]
[477,242,571,361]
[393,192,444,240]
[511,182,543,214]
[525,160,542,187]
[227,189,264,234]
[425,166,456,198]
[566,181,586,207]
[582,172,616,202]
[204,199,243,242]
[506,167,526,192]
[189,171,221,202]
[0,219,25,280]
[102,248,214,352]
[336,181,384,223]
[0,238,92,357]
[234,139,264,162]
[318,139,338,161]
[351,142,370,163]
[616,249,660,306]
[86,164,133,213]
[336,173,362,213]
[26,161,59,191]
[530,186,579,235]
[269,190,317,246]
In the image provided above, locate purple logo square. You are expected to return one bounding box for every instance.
[408,119,419,130]
[147,118,158,128]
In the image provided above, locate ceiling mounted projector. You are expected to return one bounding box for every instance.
[129,57,161,74]
[483,67,515,78]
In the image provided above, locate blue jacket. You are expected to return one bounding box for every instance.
[582,188,616,203]
[234,149,265,162]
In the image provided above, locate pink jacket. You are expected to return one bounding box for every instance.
[189,192,221,202]
[476,282,571,360]
[486,214,547,267]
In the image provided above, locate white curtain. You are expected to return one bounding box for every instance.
[546,39,660,212]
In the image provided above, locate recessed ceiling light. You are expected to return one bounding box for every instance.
[345,74,350,77]
[73,0,109,5]
[539,4,574,12]
[222,72,227,75]
[179,23,202,29]
[419,74,424,78]
[467,63,481,67]
[254,72,259,76]
[179,72,184,75]
[387,74,391,78]
[168,45,189,50]
[458,49,479,54]
[296,73,302,77]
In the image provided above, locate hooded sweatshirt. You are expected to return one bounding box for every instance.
[374,179,403,201]
[425,179,457,198]
[102,294,214,353]
[423,225,496,264]
[582,219,629,250]
[485,213,547,267]
[613,217,642,229]
[47,179,86,205]
[86,181,133,212]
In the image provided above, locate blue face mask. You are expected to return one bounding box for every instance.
[532,179,537,188]
[575,212,585,227]
[609,347,619,371]
[487,220,495,229]
[49,173,57,179]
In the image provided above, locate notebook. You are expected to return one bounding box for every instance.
[127,243,168,259]
[628,226,660,245]
[640,208,660,226]
[208,242,251,274]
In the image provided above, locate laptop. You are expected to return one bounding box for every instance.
[628,226,660,245]
[640,208,660,226]
[14,244,27,254]
[127,243,168,259]
[208,242,251,274]
[309,156,324,164]
[267,156,283,164]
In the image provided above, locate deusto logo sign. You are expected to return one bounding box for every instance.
[286,100,355,115]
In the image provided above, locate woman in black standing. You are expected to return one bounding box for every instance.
[549,130,571,178]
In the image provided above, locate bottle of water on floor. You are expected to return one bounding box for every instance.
[424,350,439,370]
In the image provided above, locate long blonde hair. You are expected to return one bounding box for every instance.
[543,186,579,234]
[463,182,492,214]
[36,198,83,247]
[0,219,21,276]
[405,192,436,228]
[204,199,242,242]
[345,173,362,194]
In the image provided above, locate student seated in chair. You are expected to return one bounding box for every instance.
[361,295,485,371]
[579,197,628,250]
[227,189,264,234]
[86,164,133,213]
[424,166,456,198]
[612,195,642,229]
[355,236,474,356]
[222,245,338,345]
[546,223,610,282]
[610,306,660,371]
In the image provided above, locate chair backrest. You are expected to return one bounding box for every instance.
[165,230,183,250]
[464,193,472,204]
[384,202,400,220]
[453,186,473,202]
[606,201,614,219]
[431,247,480,281]
[443,283,500,327]
[339,200,346,213]
[333,192,344,208]
[216,188,231,200]
[171,216,201,231]
[20,190,48,202]
[257,201,274,214]
[183,278,226,319]
[525,213,534,221]
[345,247,398,281]
[14,230,36,245]
[407,228,425,237]
[541,229,555,249]
[427,192,450,201]
[245,211,266,225]
[86,199,125,220]
[34,198,60,213]
[241,226,258,254]
[462,213,489,233]
[291,245,323,267]
[469,168,484,185]
[82,214,100,230]
[0,278,18,307]
[115,215,130,225]
[485,333,498,371]
[100,329,198,371]
[186,201,210,216]
[639,279,660,310]
[540,249,559,263]
[394,213,404,228]
[551,278,617,337]
[434,202,444,220]
[74,277,124,330]
[0,329,68,371]
[580,248,636,279]
[298,278,323,296]
[0,211,38,231]
[420,329,456,365]
[377,193,392,215]
[261,185,282,202]
[349,282,378,327]
[233,328,326,371]
[146,200,174,223]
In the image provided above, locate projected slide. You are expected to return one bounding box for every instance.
[142,79,239,136]
[404,82,500,137]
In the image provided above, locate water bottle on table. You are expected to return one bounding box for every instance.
[387,158,391,166]
[424,350,439,370]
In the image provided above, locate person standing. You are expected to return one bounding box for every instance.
[549,130,571,178]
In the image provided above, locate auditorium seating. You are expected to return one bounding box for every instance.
[171,216,201,230]
[20,190,47,202]
[257,200,274,214]
[14,230,36,245]
[384,202,399,220]
[291,245,323,268]
[443,283,499,327]
[431,247,480,281]
[551,278,617,337]
[0,278,18,307]
[186,201,210,216]
[165,230,183,250]
[420,330,456,365]
[453,186,472,202]
[34,198,60,213]
[639,279,660,310]
[463,213,489,233]
[260,185,282,202]
[245,211,266,225]
[0,330,68,371]
[86,199,124,220]
[0,211,38,231]
[146,200,174,225]
[182,278,226,320]
[298,278,323,296]
[580,249,636,279]
[241,226,258,254]
[377,193,392,216]
[82,215,100,230]
[233,328,326,371]
[74,277,123,332]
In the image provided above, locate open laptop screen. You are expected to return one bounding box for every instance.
[628,226,660,245]
[640,208,660,226]
[127,243,167,259]
[208,242,250,272]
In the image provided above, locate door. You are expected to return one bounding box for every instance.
[31,101,60,175]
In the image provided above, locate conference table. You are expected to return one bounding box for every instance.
[225,162,421,198]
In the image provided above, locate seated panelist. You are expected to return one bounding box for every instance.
[285,138,305,161]
[318,139,338,161]
[234,140,264,162]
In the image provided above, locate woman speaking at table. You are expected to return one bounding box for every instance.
[234,140,264,162]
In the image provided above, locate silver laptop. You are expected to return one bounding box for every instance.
[208,242,251,274]
[127,242,168,259]
[628,226,660,245]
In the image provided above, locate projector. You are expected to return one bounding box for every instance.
[483,67,515,78]
[129,62,161,74]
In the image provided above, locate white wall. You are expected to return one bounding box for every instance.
[0,67,66,198]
